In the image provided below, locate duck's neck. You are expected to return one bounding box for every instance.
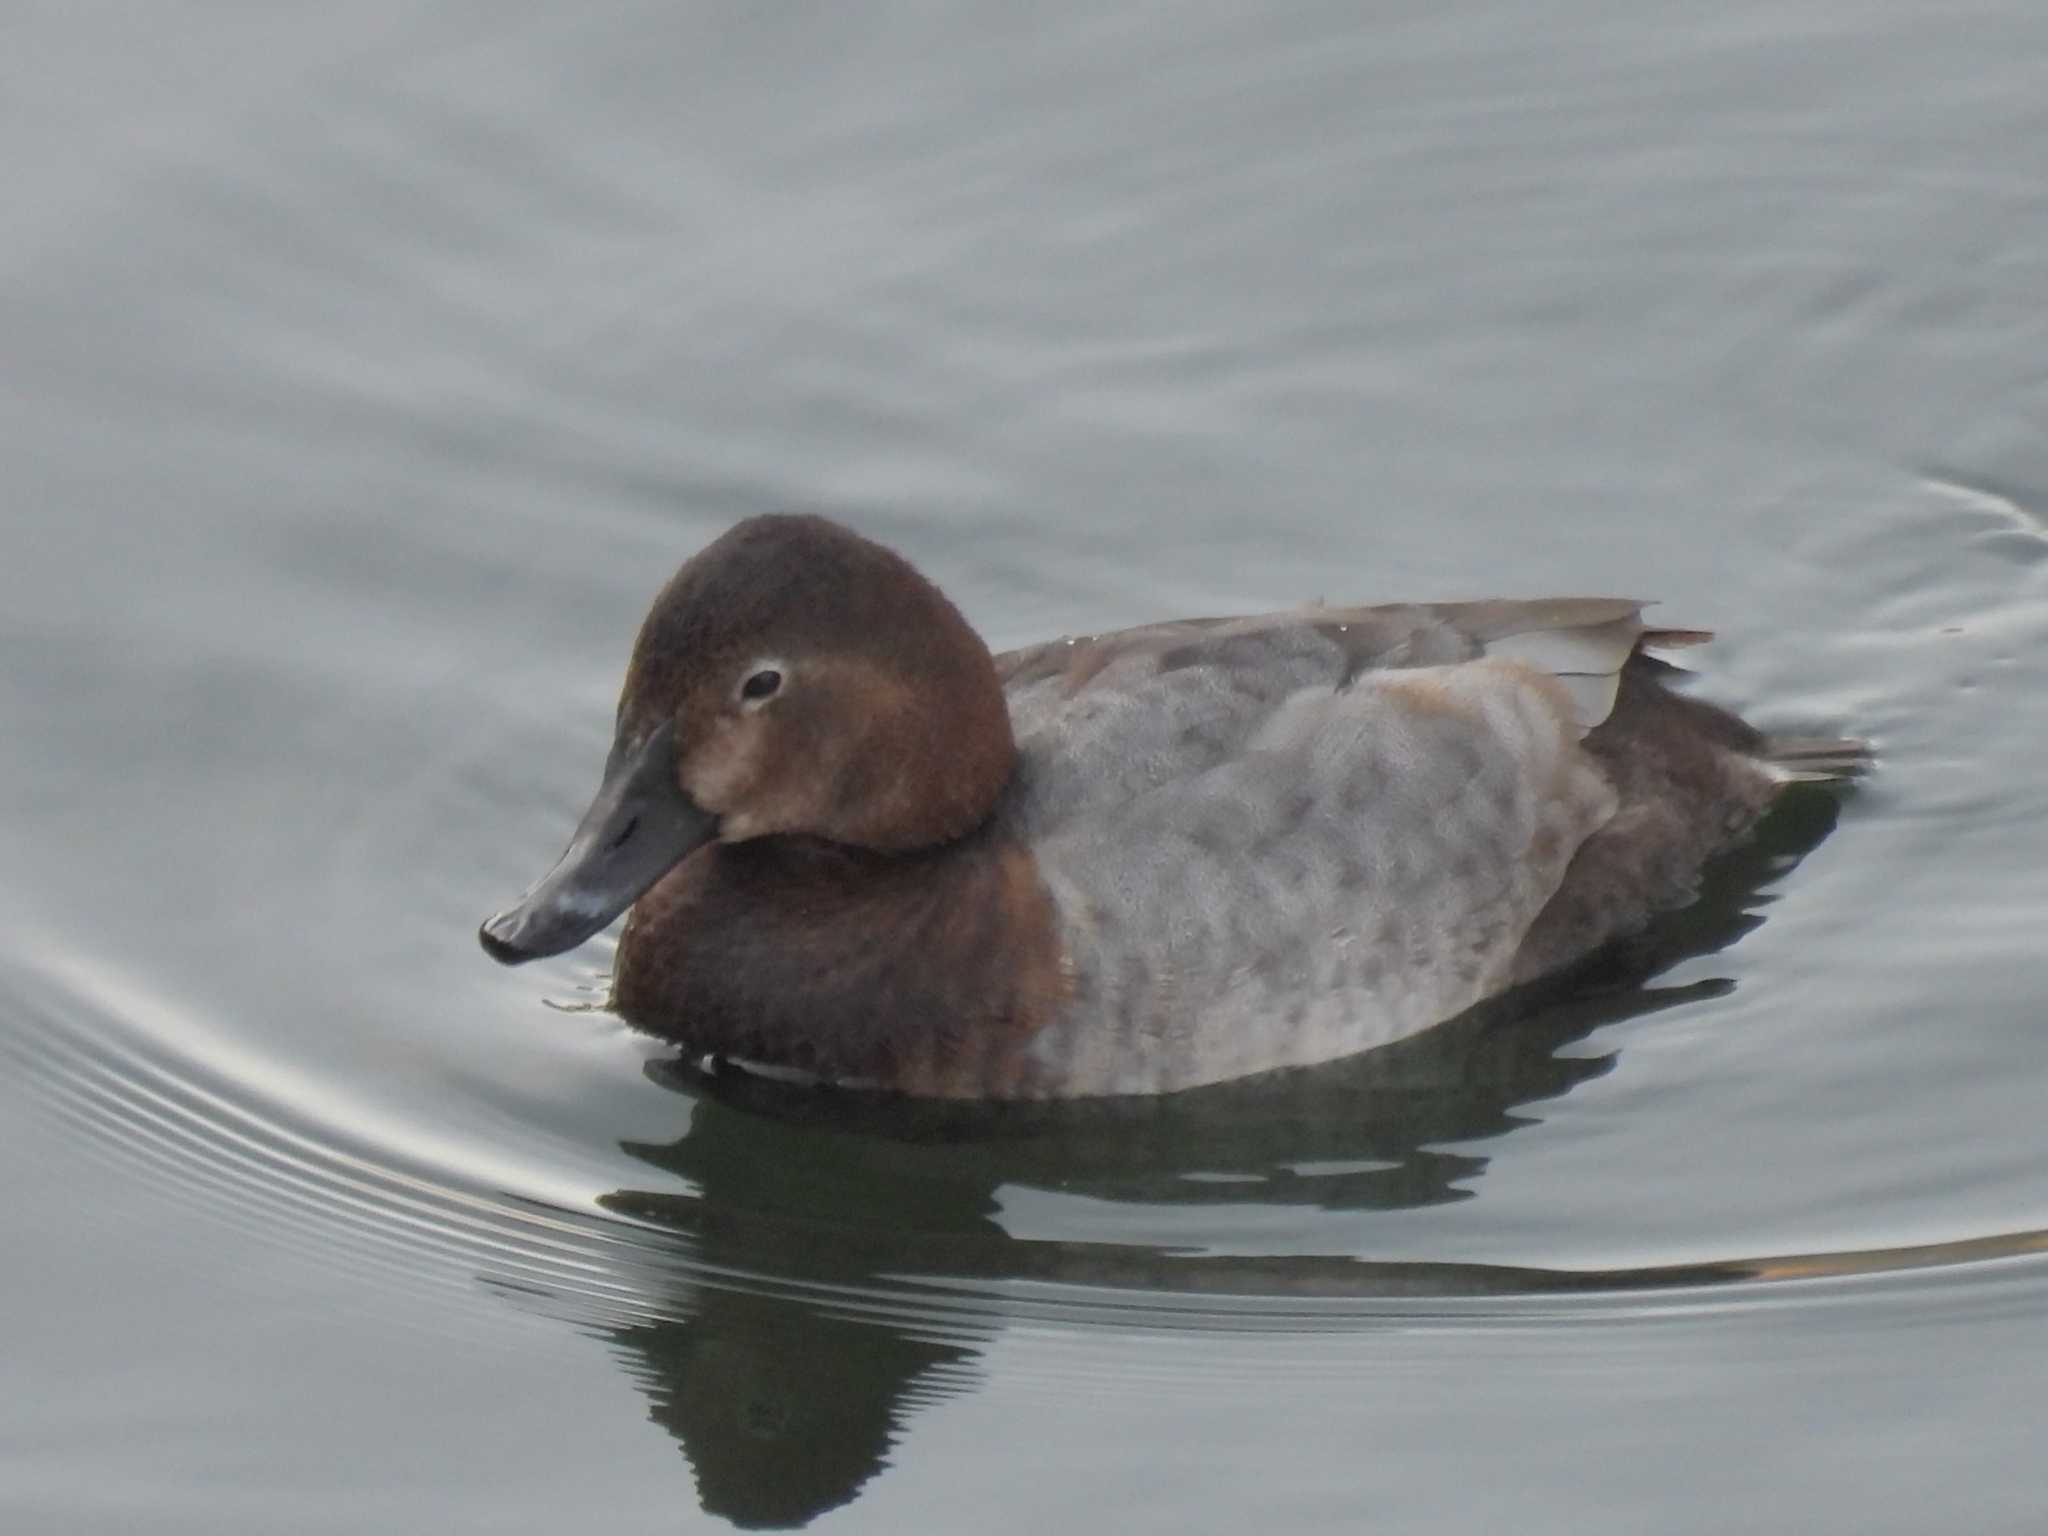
[611,829,1070,1097]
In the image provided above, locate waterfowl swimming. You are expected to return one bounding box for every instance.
[481,514,1854,1098]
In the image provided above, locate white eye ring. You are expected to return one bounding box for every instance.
[737,661,787,709]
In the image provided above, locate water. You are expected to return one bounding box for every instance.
[5,3,2047,1531]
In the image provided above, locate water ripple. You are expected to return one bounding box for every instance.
[9,937,2048,1349]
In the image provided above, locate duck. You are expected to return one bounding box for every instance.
[480,513,1856,1099]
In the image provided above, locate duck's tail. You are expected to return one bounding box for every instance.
[1636,627,1871,785]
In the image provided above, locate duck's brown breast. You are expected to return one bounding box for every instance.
[612,830,1073,1097]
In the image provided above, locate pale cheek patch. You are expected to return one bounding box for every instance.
[683,719,761,817]
[686,717,825,841]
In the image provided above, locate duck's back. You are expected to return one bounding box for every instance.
[993,601,1793,1095]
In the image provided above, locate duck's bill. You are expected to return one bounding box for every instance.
[478,721,716,964]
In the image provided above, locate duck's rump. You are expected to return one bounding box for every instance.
[1508,654,1787,986]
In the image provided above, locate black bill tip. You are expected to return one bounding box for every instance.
[478,914,539,965]
[477,721,717,969]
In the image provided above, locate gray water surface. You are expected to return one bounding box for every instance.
[6,4,2048,1532]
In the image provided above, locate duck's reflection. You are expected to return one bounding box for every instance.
[589,788,1842,1529]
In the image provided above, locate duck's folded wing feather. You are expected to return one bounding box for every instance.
[998,596,1649,736]
[1419,598,1647,735]
[997,598,1656,821]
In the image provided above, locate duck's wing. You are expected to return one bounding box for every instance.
[1410,598,1646,733]
[997,598,1646,728]
[996,598,1649,824]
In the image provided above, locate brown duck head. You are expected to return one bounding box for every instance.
[479,514,1015,963]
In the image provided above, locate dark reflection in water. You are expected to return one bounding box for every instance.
[592,788,1842,1528]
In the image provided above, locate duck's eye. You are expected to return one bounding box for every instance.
[739,668,783,703]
